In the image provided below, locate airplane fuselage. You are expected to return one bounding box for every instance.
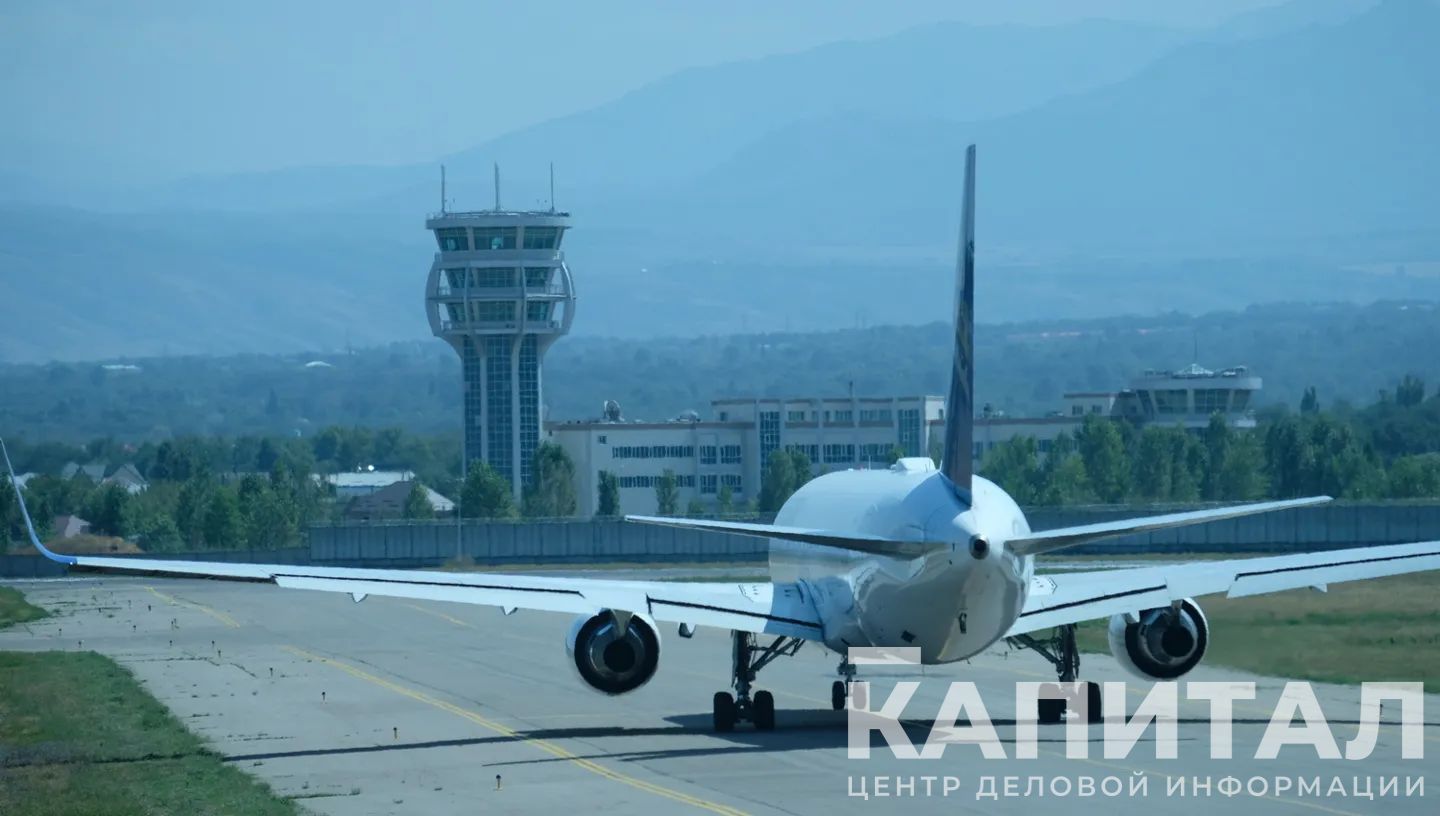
[770,460,1033,664]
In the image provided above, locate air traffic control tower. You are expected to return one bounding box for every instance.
[424,204,576,500]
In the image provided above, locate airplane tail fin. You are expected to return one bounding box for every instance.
[940,145,976,498]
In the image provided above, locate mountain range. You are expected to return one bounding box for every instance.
[2,0,1437,363]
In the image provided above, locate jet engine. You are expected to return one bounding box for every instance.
[566,610,661,694]
[1107,599,1209,680]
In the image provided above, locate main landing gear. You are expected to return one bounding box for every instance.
[1007,623,1102,725]
[712,631,804,732]
[831,655,856,711]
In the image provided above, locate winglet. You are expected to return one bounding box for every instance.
[940,144,976,500]
[1,438,77,565]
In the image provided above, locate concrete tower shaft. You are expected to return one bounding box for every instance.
[424,210,576,500]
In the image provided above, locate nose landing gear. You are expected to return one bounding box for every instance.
[831,655,855,710]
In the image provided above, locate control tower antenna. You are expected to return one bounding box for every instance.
[440,165,447,215]
[549,162,556,213]
[493,162,501,211]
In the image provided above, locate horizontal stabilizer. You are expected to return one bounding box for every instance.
[624,515,938,558]
[1005,496,1333,557]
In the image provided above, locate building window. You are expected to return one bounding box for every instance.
[859,443,890,462]
[721,474,743,492]
[700,474,718,494]
[598,435,607,444]
[898,408,921,458]
[472,227,517,250]
[522,226,560,250]
[833,409,854,424]
[860,408,893,423]
[720,445,742,464]
[523,267,550,288]
[823,443,855,464]
[1090,404,1103,414]
[473,267,514,287]
[759,411,780,463]
[1071,405,1083,416]
[972,441,984,459]
[474,301,515,322]
[785,443,818,463]
[718,411,729,421]
[1154,389,1189,415]
[436,228,469,251]
[787,410,806,422]
[700,445,717,465]
[525,301,551,322]
[1194,389,1229,414]
[1038,439,1053,453]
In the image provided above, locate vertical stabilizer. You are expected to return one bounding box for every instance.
[940,145,976,497]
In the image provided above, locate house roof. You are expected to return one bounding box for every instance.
[345,480,454,518]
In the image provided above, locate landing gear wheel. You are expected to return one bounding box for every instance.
[753,690,776,731]
[1084,681,1103,723]
[831,680,847,711]
[713,691,736,732]
[1038,685,1066,724]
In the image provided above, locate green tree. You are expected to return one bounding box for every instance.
[596,470,620,518]
[1387,454,1440,498]
[237,475,299,548]
[979,437,1040,505]
[460,461,517,519]
[1131,427,1174,502]
[84,483,131,537]
[717,482,734,515]
[758,450,798,513]
[402,482,435,520]
[1076,415,1130,503]
[1396,375,1426,408]
[174,476,212,547]
[523,442,577,518]
[1036,432,1092,505]
[1300,386,1320,414]
[1,475,18,547]
[654,469,679,515]
[788,448,814,492]
[685,497,706,516]
[202,488,246,548]
[1218,432,1266,500]
[1201,414,1232,500]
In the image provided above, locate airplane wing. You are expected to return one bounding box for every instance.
[625,514,938,558]
[2,444,823,641]
[1008,540,1440,636]
[1003,496,1332,556]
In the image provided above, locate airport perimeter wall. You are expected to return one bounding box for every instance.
[5,502,1440,579]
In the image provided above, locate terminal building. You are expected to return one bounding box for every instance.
[546,364,1261,516]
[425,205,576,501]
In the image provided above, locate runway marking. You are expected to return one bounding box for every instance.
[145,586,241,628]
[402,602,475,629]
[282,645,752,816]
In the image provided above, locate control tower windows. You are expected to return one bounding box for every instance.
[1232,391,1251,411]
[524,267,551,288]
[473,227,518,250]
[474,301,516,322]
[1153,389,1189,415]
[523,226,560,250]
[474,268,515,287]
[526,302,552,322]
[1194,389,1229,414]
[437,228,470,251]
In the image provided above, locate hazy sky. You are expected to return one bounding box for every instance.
[2,0,1296,185]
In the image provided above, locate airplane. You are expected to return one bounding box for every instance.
[7,145,1440,733]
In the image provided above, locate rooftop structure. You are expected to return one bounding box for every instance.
[425,203,576,501]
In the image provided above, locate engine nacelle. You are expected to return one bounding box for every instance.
[1107,598,1209,680]
[565,611,661,695]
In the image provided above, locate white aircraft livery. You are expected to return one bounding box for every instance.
[7,145,1440,731]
